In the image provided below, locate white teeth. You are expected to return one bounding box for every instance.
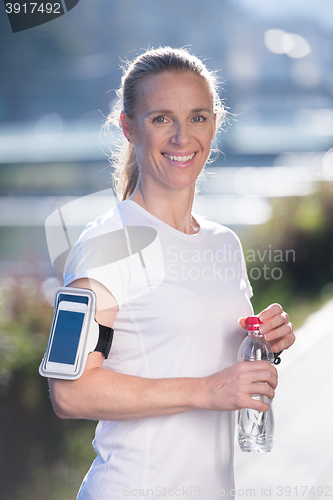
[163,153,195,162]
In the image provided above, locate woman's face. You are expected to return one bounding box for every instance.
[122,70,216,194]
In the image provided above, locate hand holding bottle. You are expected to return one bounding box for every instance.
[200,358,277,413]
[238,303,295,354]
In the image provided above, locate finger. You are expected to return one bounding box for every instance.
[239,306,289,331]
[238,362,278,388]
[246,395,272,413]
[260,315,290,347]
[262,320,292,341]
[239,309,288,330]
[259,311,289,335]
[239,359,277,375]
[238,317,247,330]
[259,303,284,322]
[249,369,278,390]
[249,382,276,401]
[269,329,296,352]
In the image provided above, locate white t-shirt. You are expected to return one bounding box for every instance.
[64,199,253,500]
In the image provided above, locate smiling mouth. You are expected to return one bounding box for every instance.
[162,153,196,163]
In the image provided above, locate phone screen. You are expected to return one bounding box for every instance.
[49,309,85,365]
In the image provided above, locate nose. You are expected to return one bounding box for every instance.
[170,120,191,147]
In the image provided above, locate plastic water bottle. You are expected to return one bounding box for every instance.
[237,316,274,452]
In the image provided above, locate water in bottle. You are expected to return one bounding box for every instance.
[237,316,274,452]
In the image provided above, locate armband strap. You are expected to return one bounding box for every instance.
[94,324,114,359]
[273,351,283,365]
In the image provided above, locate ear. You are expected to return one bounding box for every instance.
[120,112,134,143]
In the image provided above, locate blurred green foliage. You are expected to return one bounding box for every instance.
[0,279,96,500]
[243,182,333,327]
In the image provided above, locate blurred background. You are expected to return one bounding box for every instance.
[0,0,333,498]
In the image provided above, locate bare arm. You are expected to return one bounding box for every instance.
[49,278,277,421]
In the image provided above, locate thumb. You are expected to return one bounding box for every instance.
[238,317,247,330]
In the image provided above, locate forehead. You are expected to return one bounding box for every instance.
[135,71,213,113]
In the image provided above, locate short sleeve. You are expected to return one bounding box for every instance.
[224,225,253,301]
[241,249,253,300]
[63,206,130,308]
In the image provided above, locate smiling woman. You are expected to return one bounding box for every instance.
[48,46,295,500]
[106,47,226,205]
[120,71,217,220]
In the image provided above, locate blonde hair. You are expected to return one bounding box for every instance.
[103,46,227,201]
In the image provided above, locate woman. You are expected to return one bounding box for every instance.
[49,47,295,499]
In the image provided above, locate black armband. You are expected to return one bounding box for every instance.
[273,351,283,365]
[94,324,114,359]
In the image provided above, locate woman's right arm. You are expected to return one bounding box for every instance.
[49,278,278,421]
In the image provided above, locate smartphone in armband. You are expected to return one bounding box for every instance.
[39,287,99,380]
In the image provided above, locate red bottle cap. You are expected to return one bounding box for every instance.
[246,316,262,331]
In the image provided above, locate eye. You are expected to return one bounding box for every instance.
[192,115,207,123]
[153,116,167,124]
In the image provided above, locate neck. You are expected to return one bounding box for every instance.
[129,179,198,234]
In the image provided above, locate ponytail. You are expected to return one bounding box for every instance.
[114,143,138,201]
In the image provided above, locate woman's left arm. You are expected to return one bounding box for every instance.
[239,303,295,353]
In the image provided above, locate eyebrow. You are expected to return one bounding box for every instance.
[144,107,213,118]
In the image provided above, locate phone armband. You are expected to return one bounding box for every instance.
[39,287,112,380]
